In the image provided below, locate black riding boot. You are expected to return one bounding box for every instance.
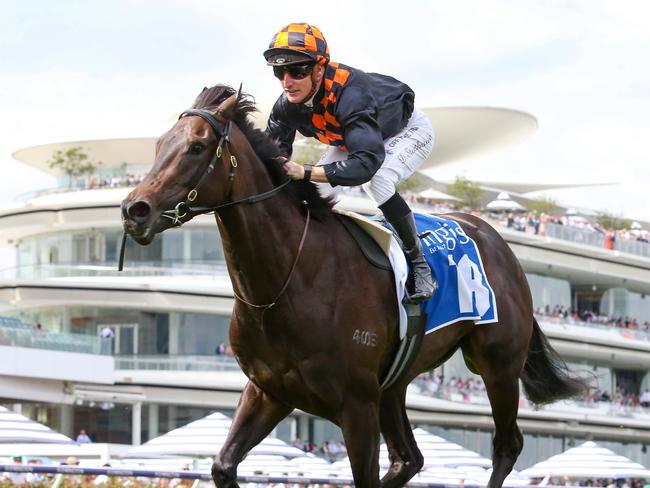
[389,212,438,302]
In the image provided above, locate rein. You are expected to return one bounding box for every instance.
[119,105,310,322]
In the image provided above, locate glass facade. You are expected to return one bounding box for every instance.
[12,306,230,356]
[601,288,650,323]
[12,226,224,279]
[526,273,572,310]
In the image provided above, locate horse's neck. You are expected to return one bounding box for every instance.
[216,148,311,301]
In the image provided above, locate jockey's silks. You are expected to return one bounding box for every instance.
[266,62,415,187]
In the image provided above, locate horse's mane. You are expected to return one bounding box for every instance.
[191,84,334,220]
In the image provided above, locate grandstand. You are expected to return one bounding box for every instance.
[1,139,650,471]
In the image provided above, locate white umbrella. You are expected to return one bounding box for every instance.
[0,406,73,444]
[485,192,526,213]
[128,412,305,458]
[416,188,460,202]
[332,427,493,478]
[520,441,650,479]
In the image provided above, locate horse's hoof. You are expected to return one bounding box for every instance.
[212,461,239,488]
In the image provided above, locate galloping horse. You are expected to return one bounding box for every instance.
[121,85,586,488]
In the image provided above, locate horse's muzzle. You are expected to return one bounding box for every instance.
[121,199,157,245]
[125,199,152,224]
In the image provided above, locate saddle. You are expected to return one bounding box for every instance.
[334,209,426,391]
[333,209,391,270]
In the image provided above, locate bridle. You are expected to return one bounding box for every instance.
[160,108,291,226]
[119,100,311,321]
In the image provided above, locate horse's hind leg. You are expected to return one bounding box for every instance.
[378,386,423,488]
[212,381,292,488]
[463,331,526,488]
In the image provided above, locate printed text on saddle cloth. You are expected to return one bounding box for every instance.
[413,213,498,333]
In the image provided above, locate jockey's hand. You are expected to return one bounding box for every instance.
[282,159,306,180]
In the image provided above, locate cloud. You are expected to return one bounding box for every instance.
[0,0,649,221]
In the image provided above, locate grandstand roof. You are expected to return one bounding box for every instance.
[11,106,537,175]
[12,138,155,175]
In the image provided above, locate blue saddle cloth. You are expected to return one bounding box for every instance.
[413,213,498,333]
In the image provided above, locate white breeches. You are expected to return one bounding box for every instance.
[316,108,435,205]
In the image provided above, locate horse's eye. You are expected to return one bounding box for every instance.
[189,142,205,155]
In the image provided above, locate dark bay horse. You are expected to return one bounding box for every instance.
[121,85,587,488]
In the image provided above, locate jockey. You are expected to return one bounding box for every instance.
[264,22,437,302]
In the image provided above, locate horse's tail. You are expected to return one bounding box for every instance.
[520,318,590,406]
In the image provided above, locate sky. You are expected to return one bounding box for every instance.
[1,0,650,220]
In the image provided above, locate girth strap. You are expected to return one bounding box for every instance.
[380,303,426,391]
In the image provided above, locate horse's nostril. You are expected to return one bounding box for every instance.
[127,200,152,223]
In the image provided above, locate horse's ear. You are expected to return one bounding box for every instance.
[217,94,238,121]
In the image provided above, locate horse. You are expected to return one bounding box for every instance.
[121,84,587,488]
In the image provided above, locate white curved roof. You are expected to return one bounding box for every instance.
[12,137,156,174]
[11,106,537,174]
[421,106,537,168]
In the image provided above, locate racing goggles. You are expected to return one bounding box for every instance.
[273,63,314,80]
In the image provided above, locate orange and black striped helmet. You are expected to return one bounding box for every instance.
[264,23,330,66]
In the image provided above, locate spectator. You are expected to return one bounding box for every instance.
[26,458,46,483]
[93,463,112,485]
[1,455,27,485]
[99,327,115,354]
[640,390,650,408]
[63,456,80,465]
[76,429,92,444]
[215,341,226,355]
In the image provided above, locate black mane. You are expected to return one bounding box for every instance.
[191,85,334,220]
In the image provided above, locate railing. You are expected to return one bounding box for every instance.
[114,354,241,372]
[412,380,650,420]
[542,222,606,248]
[617,238,650,258]
[0,261,229,280]
[535,314,650,342]
[0,465,363,487]
[0,325,111,355]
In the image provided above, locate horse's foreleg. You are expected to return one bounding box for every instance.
[378,386,423,488]
[212,381,292,488]
[340,398,382,488]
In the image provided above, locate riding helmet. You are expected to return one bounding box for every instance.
[264,23,330,66]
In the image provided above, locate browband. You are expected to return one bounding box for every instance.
[179,109,230,141]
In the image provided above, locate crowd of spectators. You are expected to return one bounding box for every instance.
[83,173,145,190]
[535,304,650,334]
[398,189,650,256]
[292,438,347,462]
[414,371,487,404]
[413,368,650,415]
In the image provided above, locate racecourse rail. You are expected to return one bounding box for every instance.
[0,463,513,487]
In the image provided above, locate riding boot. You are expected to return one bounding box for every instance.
[389,212,438,302]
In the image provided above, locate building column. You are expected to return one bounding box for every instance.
[148,404,159,442]
[168,315,181,355]
[297,415,310,442]
[59,405,74,438]
[132,402,142,446]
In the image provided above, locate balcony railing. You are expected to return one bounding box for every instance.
[114,354,241,372]
[0,324,111,355]
[535,314,650,342]
[542,222,606,248]
[0,261,229,280]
